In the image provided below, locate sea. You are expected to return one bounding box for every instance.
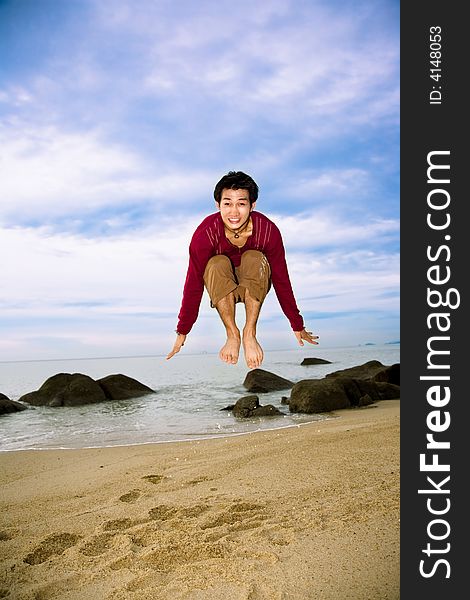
[0,344,400,452]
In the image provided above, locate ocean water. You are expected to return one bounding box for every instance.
[0,345,399,452]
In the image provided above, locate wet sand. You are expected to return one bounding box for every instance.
[0,400,399,599]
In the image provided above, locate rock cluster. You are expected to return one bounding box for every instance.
[2,373,155,410]
[289,360,400,414]
[232,359,400,418]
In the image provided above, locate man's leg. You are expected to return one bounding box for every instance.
[214,291,241,365]
[237,250,271,369]
[204,255,241,364]
[242,288,264,369]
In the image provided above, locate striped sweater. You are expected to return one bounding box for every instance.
[176,211,304,335]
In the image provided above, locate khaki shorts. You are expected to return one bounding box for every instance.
[203,249,271,307]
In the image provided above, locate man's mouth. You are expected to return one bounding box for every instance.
[228,218,241,225]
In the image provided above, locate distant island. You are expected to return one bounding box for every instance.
[359,341,400,347]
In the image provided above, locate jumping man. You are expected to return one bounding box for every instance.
[166,171,318,368]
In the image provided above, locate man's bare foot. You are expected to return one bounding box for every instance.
[219,335,241,365]
[242,333,264,369]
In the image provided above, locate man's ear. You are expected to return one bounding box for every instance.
[250,201,256,211]
[215,200,220,210]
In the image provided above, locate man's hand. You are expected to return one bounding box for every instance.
[166,333,187,360]
[294,329,319,346]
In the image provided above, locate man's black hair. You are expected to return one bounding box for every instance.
[213,171,259,205]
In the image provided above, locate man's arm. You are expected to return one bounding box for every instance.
[167,228,215,359]
[265,223,319,346]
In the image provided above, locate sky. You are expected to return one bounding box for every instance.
[0,0,400,361]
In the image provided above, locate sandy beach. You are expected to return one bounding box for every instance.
[0,400,399,599]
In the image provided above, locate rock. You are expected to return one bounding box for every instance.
[375,381,401,399]
[243,369,294,393]
[288,379,351,414]
[358,394,373,407]
[288,376,400,414]
[97,374,154,400]
[254,404,284,417]
[232,395,284,418]
[325,360,400,386]
[372,363,400,386]
[0,393,28,415]
[300,357,332,366]
[325,360,387,380]
[19,373,109,407]
[280,396,289,405]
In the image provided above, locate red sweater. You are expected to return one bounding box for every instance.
[176,211,304,335]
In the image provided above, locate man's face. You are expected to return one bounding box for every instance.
[217,188,255,231]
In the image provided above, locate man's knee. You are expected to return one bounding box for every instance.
[205,254,233,277]
[240,250,270,278]
[240,250,265,267]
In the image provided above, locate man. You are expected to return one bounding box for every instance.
[166,171,318,368]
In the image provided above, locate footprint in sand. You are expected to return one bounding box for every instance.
[187,476,212,485]
[79,533,114,556]
[141,474,164,485]
[102,518,135,531]
[199,500,267,537]
[23,532,82,565]
[119,489,141,503]
[147,505,178,521]
[0,531,13,541]
[146,503,209,523]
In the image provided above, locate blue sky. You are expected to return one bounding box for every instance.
[0,0,399,361]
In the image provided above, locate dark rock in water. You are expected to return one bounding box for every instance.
[233,396,260,417]
[232,395,284,418]
[254,404,284,417]
[300,357,332,366]
[280,396,289,405]
[220,404,235,411]
[19,373,108,407]
[0,393,28,415]
[19,372,156,407]
[97,374,154,400]
[243,369,294,393]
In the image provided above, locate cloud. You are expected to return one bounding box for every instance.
[0,124,218,225]
[267,210,399,250]
[6,0,397,143]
